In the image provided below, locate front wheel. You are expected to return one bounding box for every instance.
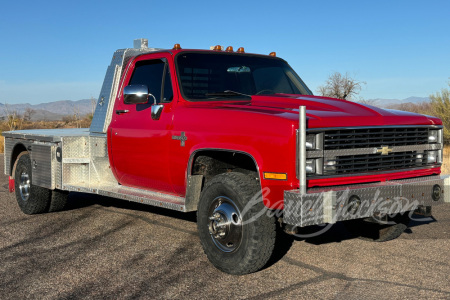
[197,173,276,275]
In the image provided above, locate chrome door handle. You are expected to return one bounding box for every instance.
[116,109,129,115]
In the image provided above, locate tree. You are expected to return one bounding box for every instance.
[23,108,35,121]
[429,82,450,143]
[73,106,81,128]
[317,72,365,100]
[90,96,97,115]
[3,103,24,131]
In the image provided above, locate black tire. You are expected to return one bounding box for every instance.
[197,172,276,275]
[344,213,411,242]
[48,190,69,212]
[14,153,51,215]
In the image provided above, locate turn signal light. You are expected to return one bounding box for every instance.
[263,172,287,180]
[237,47,245,53]
[173,43,181,50]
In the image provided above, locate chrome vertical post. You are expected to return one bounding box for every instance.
[299,106,307,194]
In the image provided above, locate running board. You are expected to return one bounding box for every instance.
[63,183,186,211]
[62,175,203,212]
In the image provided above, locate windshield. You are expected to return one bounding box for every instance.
[176,52,312,101]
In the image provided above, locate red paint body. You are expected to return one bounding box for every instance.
[107,49,442,209]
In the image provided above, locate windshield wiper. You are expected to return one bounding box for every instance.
[205,90,251,98]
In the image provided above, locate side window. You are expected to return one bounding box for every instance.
[129,59,169,103]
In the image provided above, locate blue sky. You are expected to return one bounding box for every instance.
[0,0,448,104]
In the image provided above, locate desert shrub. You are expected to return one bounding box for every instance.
[387,102,433,115]
[429,87,450,144]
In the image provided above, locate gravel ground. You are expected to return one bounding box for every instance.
[1,154,449,299]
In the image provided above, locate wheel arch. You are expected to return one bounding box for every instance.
[10,143,28,178]
[188,148,262,183]
[184,148,262,212]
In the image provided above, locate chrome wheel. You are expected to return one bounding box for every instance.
[208,196,243,253]
[19,172,31,201]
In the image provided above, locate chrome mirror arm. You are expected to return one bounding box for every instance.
[148,93,163,120]
[149,93,157,105]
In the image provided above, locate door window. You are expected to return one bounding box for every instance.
[129,59,173,103]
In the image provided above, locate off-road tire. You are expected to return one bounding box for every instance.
[197,172,276,275]
[14,153,51,215]
[48,190,69,212]
[344,213,411,242]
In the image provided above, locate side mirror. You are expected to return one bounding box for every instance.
[123,85,149,104]
[123,84,163,120]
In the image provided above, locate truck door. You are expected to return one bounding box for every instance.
[109,53,176,194]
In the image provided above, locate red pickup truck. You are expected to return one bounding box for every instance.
[4,39,449,274]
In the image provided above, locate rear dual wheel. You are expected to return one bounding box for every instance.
[14,153,68,214]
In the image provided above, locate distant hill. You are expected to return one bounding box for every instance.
[0,96,432,121]
[0,99,96,121]
[366,97,430,108]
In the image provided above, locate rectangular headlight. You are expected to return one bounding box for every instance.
[305,133,323,150]
[305,134,316,150]
[426,150,442,164]
[428,129,440,143]
[306,159,316,174]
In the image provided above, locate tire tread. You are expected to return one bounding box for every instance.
[197,172,276,275]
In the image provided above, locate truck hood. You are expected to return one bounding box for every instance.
[217,94,442,128]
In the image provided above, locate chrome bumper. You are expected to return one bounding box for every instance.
[283,175,450,227]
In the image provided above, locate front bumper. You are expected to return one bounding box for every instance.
[283,175,450,227]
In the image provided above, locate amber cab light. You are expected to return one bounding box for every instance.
[237,47,245,53]
[225,46,233,52]
[213,45,223,51]
[173,43,181,50]
[269,52,276,57]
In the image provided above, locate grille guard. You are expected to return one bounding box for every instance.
[283,175,450,227]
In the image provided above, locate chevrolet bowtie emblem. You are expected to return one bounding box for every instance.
[377,146,393,155]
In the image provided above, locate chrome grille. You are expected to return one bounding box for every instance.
[324,127,429,150]
[324,151,429,175]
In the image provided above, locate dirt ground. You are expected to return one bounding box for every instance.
[1,154,449,299]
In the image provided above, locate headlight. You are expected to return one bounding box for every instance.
[427,151,437,164]
[306,159,316,174]
[428,130,439,143]
[305,134,316,150]
[426,150,442,164]
[305,133,323,150]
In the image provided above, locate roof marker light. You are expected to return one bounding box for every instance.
[237,47,245,53]
[173,43,181,50]
[269,52,276,57]
[225,46,233,52]
[213,45,223,51]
